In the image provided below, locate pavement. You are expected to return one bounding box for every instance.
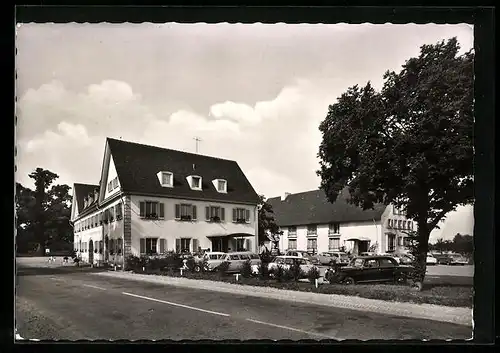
[16,259,473,340]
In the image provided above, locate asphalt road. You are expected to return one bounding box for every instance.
[15,265,472,341]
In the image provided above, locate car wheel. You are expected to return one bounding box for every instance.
[193,265,201,273]
[394,274,407,285]
[411,281,423,291]
[343,277,355,285]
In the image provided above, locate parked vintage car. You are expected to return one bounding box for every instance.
[202,252,227,271]
[285,250,320,265]
[316,251,350,266]
[426,253,438,265]
[433,253,468,266]
[267,256,317,276]
[382,253,414,265]
[328,255,413,285]
[359,252,377,257]
[223,251,262,273]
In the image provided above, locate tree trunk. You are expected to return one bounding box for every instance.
[414,218,431,284]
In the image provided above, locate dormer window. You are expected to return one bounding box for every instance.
[187,175,202,191]
[212,179,227,193]
[157,171,173,188]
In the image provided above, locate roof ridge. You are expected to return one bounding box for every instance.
[268,188,324,200]
[107,137,237,164]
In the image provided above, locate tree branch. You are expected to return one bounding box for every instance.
[428,209,450,230]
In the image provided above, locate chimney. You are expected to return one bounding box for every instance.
[281,192,291,201]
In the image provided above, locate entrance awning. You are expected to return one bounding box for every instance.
[206,233,254,238]
[346,237,371,242]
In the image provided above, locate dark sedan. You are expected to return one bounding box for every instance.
[327,256,413,285]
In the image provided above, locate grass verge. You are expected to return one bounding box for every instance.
[128,269,473,308]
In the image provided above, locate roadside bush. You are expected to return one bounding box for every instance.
[185,257,197,272]
[240,259,253,278]
[216,261,230,276]
[125,255,147,272]
[257,262,270,279]
[290,259,304,281]
[307,266,320,284]
[271,265,288,282]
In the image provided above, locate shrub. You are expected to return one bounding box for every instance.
[125,255,145,272]
[216,261,230,276]
[307,266,320,284]
[240,259,253,278]
[271,264,287,282]
[289,259,303,281]
[257,262,270,279]
[185,257,197,272]
[325,267,342,284]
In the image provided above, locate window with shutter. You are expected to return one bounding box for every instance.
[175,204,181,219]
[159,238,166,254]
[140,239,146,254]
[232,208,237,222]
[205,207,210,221]
[159,203,165,219]
[192,205,197,220]
[140,202,145,217]
[192,239,199,253]
[245,239,250,251]
[175,239,181,253]
[110,239,115,254]
[245,209,250,222]
[220,208,225,221]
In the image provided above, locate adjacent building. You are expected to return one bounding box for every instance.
[267,189,415,255]
[71,138,260,267]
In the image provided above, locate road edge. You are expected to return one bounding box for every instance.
[92,271,472,327]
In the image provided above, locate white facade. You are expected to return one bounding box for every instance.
[129,194,258,256]
[73,197,125,266]
[277,204,416,255]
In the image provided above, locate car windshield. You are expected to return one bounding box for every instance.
[250,254,260,259]
[239,254,250,260]
[209,255,220,260]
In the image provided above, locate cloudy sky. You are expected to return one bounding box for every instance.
[15,23,473,241]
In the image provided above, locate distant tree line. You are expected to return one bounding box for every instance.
[16,168,73,255]
[428,233,473,255]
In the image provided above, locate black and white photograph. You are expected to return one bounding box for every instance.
[15,21,475,341]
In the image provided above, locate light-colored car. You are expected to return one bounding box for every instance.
[446,253,469,266]
[224,251,262,273]
[202,252,227,271]
[426,253,438,265]
[285,250,320,265]
[267,256,316,276]
[316,251,350,266]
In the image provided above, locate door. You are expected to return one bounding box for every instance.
[227,254,241,272]
[88,239,94,264]
[359,258,380,282]
[377,257,397,281]
[358,241,369,254]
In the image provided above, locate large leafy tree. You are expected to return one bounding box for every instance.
[16,168,73,254]
[258,195,283,246]
[317,38,473,283]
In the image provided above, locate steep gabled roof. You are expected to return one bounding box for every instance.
[107,138,260,204]
[267,188,386,227]
[73,183,99,213]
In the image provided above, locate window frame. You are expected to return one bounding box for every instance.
[329,222,340,235]
[307,224,317,236]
